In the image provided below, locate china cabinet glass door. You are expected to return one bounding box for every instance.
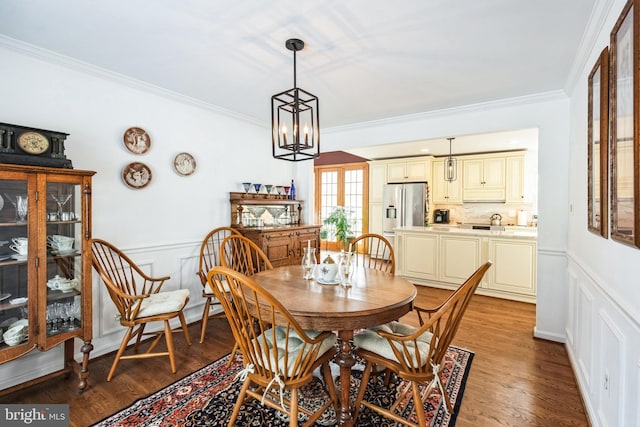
[44,181,83,339]
[0,174,33,351]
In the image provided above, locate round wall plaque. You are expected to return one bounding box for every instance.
[123,127,151,154]
[173,152,196,176]
[122,162,152,189]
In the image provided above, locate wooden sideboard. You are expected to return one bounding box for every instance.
[229,192,321,267]
[238,225,321,267]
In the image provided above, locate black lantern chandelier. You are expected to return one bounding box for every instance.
[445,137,457,182]
[271,38,320,161]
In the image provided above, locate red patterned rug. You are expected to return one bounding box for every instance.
[92,345,473,426]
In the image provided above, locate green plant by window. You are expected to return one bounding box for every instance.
[323,206,354,249]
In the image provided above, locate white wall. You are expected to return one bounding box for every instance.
[564,0,640,425]
[0,42,316,388]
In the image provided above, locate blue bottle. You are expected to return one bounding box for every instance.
[290,180,296,200]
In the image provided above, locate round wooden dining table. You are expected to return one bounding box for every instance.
[252,264,417,427]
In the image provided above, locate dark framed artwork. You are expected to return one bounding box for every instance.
[609,0,640,247]
[588,47,609,238]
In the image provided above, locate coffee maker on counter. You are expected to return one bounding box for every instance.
[433,209,450,224]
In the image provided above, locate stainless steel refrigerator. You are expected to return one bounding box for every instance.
[382,182,430,248]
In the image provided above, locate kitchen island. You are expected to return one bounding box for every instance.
[394,225,537,303]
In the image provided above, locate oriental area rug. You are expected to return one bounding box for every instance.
[93,346,473,427]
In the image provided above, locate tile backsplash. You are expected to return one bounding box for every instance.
[433,203,536,226]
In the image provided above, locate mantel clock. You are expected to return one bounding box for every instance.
[0,122,73,168]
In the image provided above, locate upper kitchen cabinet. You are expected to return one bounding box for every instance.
[462,155,506,202]
[368,161,387,235]
[505,153,530,203]
[431,160,463,204]
[368,161,387,203]
[386,157,432,183]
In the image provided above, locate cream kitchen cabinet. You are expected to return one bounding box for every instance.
[395,227,537,303]
[439,234,482,284]
[505,154,528,203]
[462,155,506,201]
[431,160,463,204]
[368,161,387,203]
[368,161,386,234]
[387,157,432,183]
[395,231,438,281]
[369,202,383,235]
[486,238,536,296]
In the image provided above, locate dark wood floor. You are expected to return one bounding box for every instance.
[1,286,589,427]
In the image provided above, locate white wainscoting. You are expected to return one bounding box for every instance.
[566,254,640,427]
[0,241,207,391]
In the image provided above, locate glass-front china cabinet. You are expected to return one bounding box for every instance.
[0,164,94,393]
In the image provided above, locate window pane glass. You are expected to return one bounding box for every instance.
[344,169,364,237]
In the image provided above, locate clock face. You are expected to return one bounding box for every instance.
[18,131,50,155]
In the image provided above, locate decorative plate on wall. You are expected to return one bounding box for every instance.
[173,152,196,176]
[123,127,151,154]
[122,162,152,189]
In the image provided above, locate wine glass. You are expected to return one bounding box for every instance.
[48,304,60,334]
[52,194,71,219]
[64,303,76,330]
[284,186,291,198]
[242,182,252,195]
[3,193,22,221]
[253,183,262,194]
[16,196,28,222]
[266,206,285,225]
[264,185,273,196]
[248,207,266,226]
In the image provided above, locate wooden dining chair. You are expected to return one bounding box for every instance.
[350,233,395,274]
[218,234,273,366]
[196,226,240,344]
[91,238,192,381]
[219,234,273,275]
[207,266,338,427]
[352,261,492,426]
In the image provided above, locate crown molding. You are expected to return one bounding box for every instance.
[0,35,265,127]
[564,0,615,96]
[324,90,568,134]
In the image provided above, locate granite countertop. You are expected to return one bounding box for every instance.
[395,225,538,240]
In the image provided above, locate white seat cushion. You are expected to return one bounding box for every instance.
[254,326,337,376]
[354,321,434,367]
[136,289,190,318]
[204,278,230,295]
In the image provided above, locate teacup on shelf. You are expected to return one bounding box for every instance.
[47,235,74,251]
[9,243,28,256]
[4,323,27,346]
[47,275,78,292]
